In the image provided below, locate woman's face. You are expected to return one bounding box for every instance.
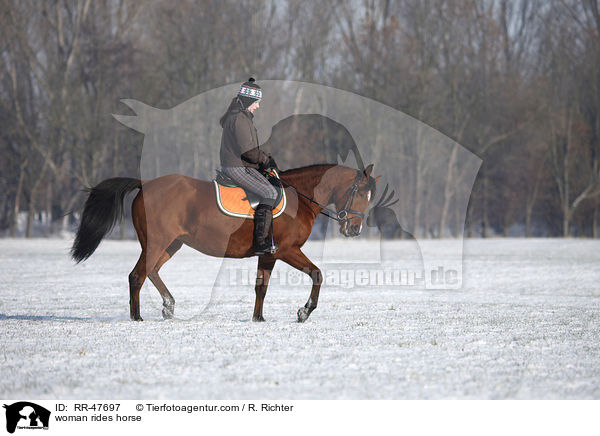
[248,100,260,113]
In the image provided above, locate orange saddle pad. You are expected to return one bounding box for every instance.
[214,173,286,219]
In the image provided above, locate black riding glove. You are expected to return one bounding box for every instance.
[266,155,279,171]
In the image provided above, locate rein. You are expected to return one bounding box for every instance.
[277,170,366,223]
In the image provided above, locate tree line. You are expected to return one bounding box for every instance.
[1,0,598,238]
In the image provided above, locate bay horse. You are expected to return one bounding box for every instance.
[71,164,378,322]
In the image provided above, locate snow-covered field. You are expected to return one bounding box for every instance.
[1,237,599,399]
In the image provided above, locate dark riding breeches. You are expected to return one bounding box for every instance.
[220,166,278,207]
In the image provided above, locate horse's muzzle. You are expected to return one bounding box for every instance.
[341,221,362,237]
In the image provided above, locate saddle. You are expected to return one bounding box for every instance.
[214,169,286,219]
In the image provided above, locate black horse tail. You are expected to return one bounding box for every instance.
[71,177,142,263]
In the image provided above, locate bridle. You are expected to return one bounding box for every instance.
[280,170,369,224]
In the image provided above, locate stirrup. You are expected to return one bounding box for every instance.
[254,240,278,255]
[254,232,278,255]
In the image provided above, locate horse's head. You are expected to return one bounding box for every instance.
[335,164,380,237]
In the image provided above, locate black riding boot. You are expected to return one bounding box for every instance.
[253,204,278,255]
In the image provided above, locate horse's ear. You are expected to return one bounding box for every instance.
[374,175,381,183]
[363,164,374,179]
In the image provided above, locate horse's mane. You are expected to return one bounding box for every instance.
[279,163,337,176]
[279,163,377,198]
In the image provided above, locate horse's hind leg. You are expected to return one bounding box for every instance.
[129,250,147,321]
[128,237,173,321]
[148,240,183,319]
[129,243,172,321]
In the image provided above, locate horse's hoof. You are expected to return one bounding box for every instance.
[131,316,143,322]
[162,306,174,320]
[253,315,265,322]
[297,307,309,323]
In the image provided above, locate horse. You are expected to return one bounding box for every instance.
[71,164,379,323]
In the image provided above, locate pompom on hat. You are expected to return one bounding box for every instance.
[237,77,262,109]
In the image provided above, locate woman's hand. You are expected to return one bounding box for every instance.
[266,155,279,171]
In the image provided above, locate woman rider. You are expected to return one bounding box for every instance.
[219,78,279,255]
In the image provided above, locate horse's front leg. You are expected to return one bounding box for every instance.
[281,248,323,323]
[253,255,276,322]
